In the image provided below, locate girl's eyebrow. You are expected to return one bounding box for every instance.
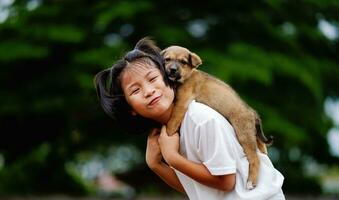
[145,70,156,77]
[126,69,157,90]
[127,83,137,90]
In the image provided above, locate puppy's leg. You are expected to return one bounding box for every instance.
[257,137,267,154]
[232,115,259,190]
[255,115,274,145]
[166,87,194,135]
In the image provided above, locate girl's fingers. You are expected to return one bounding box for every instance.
[149,128,160,137]
[160,125,167,136]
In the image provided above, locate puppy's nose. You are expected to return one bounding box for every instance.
[169,65,177,74]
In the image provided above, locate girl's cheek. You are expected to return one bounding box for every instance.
[128,94,144,107]
[125,95,136,108]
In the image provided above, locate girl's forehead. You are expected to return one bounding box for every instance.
[123,61,159,76]
[121,61,160,86]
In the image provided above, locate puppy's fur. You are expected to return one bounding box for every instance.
[162,45,273,190]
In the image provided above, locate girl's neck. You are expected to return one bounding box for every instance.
[156,103,174,125]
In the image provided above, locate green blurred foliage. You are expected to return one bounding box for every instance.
[0,0,338,196]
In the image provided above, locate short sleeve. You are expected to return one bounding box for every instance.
[196,118,237,175]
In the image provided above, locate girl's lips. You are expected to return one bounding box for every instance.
[148,95,162,106]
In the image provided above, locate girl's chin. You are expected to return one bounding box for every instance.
[150,108,169,119]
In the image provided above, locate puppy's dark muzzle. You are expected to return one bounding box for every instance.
[166,64,181,81]
[169,67,177,75]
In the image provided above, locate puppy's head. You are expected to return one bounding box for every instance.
[161,46,202,83]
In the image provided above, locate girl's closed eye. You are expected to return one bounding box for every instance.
[150,76,158,82]
[130,87,140,95]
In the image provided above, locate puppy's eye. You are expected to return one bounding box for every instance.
[180,60,188,65]
[164,58,171,62]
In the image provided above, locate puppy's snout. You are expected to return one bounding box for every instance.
[169,64,178,74]
[166,63,182,81]
[169,65,178,74]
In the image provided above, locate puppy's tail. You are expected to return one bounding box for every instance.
[255,117,274,145]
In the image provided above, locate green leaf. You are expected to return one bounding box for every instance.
[0,41,48,61]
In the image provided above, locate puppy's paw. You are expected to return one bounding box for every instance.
[166,126,177,136]
[246,181,256,190]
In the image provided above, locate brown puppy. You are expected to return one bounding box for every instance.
[162,45,273,190]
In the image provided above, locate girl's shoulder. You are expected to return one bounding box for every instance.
[185,100,227,126]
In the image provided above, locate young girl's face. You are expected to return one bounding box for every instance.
[121,59,175,123]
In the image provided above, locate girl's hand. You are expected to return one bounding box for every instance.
[158,125,180,165]
[145,128,162,169]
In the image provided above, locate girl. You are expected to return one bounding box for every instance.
[94,38,285,199]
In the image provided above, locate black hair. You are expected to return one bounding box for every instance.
[94,37,171,134]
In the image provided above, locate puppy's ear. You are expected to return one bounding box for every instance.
[160,49,166,56]
[189,52,202,68]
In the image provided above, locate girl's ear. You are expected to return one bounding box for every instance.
[131,110,137,116]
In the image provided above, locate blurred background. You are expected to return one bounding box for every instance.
[0,0,338,199]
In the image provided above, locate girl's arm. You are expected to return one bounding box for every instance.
[148,161,185,193]
[146,129,185,193]
[158,126,236,192]
[166,151,235,191]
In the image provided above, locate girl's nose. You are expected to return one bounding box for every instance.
[144,85,155,97]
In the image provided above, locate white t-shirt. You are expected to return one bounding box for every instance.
[174,101,285,200]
